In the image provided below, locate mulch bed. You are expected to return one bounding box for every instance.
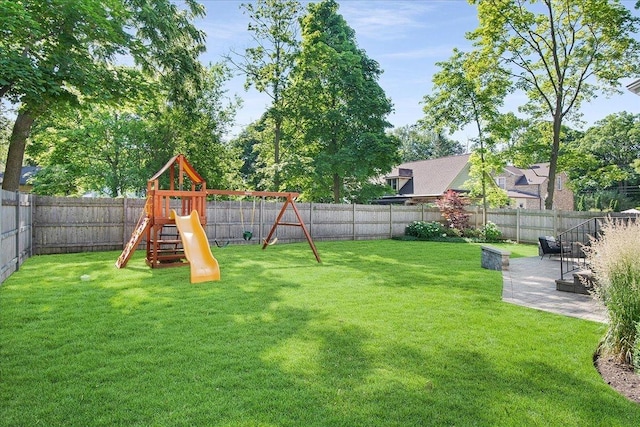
[595,354,640,403]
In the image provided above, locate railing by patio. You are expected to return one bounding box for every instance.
[558,217,601,281]
[558,215,638,280]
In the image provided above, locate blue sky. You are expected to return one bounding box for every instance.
[194,0,640,143]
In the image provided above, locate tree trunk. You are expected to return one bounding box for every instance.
[2,111,35,191]
[545,112,563,210]
[332,173,341,203]
[274,116,281,191]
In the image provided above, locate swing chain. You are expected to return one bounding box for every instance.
[240,197,257,241]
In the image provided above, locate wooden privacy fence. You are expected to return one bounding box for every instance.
[0,190,34,284]
[1,193,627,284]
[32,195,609,255]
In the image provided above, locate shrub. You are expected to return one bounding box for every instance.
[481,221,502,241]
[444,226,462,238]
[634,323,640,372]
[462,228,482,239]
[435,190,470,234]
[405,221,445,239]
[583,218,640,364]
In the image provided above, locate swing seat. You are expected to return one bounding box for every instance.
[243,231,253,241]
[214,240,230,248]
[263,237,278,246]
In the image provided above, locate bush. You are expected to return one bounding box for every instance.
[481,221,502,241]
[634,322,640,372]
[405,221,445,239]
[584,218,640,364]
[462,228,482,239]
[435,190,470,234]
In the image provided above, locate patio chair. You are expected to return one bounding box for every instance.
[538,236,566,259]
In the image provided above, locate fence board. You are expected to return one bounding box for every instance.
[31,196,625,255]
[1,190,33,284]
[4,191,634,285]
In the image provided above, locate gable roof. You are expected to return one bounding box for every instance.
[502,163,556,185]
[388,154,472,196]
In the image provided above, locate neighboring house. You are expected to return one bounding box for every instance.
[377,155,574,210]
[627,79,640,95]
[495,163,573,210]
[376,154,472,205]
[0,166,40,193]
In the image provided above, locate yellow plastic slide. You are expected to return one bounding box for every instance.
[171,210,220,283]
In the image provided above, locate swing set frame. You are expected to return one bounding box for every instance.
[207,189,321,263]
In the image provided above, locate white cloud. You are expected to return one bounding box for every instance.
[339,1,436,40]
[380,45,458,60]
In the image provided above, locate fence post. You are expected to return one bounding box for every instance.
[122,197,127,247]
[15,191,20,272]
[389,204,393,238]
[553,209,558,236]
[352,203,356,240]
[309,202,313,238]
[27,194,31,257]
[516,208,521,243]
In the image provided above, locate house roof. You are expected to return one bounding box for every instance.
[520,164,548,185]
[503,163,552,186]
[387,154,471,197]
[628,79,640,95]
[0,166,40,186]
[506,189,539,199]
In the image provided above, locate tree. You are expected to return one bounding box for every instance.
[0,104,11,168]
[464,151,511,208]
[226,0,301,191]
[1,0,206,191]
[435,189,471,233]
[230,121,269,189]
[286,0,399,203]
[468,0,640,209]
[422,48,510,223]
[390,124,463,162]
[565,112,640,209]
[29,105,151,197]
[28,64,241,196]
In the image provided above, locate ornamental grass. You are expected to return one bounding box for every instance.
[584,218,640,364]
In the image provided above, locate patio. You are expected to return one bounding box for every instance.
[502,256,607,323]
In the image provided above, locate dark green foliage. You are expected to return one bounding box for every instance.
[405,221,446,239]
[1,0,206,191]
[286,0,399,202]
[565,113,640,210]
[634,322,640,372]
[391,124,463,162]
[480,221,502,241]
[468,0,640,209]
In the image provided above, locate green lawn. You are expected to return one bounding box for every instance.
[1,240,638,426]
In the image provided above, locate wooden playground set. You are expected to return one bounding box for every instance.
[115,154,321,283]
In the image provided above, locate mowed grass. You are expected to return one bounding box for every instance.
[1,240,638,426]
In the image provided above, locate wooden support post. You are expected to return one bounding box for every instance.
[207,189,321,263]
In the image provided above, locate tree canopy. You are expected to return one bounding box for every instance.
[27,64,240,197]
[422,48,510,221]
[286,0,399,203]
[391,125,463,163]
[468,0,640,209]
[564,112,640,210]
[227,0,302,190]
[1,0,206,190]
